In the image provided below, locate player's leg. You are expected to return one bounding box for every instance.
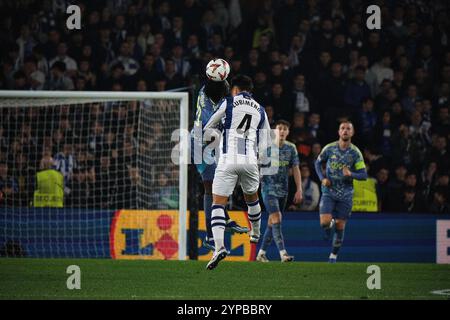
[243,192,262,243]
[319,194,336,240]
[240,163,262,244]
[256,193,273,262]
[201,164,248,252]
[198,161,216,251]
[201,179,215,251]
[206,194,229,270]
[206,165,237,270]
[271,197,293,262]
[328,200,351,263]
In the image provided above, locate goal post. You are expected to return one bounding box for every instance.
[0,90,189,260]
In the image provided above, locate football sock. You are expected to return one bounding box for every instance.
[211,204,226,251]
[224,208,231,222]
[332,228,345,255]
[204,194,213,239]
[321,220,334,240]
[272,222,286,253]
[247,199,261,236]
[260,225,273,251]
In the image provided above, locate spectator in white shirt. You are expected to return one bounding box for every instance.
[109,41,140,76]
[370,55,394,87]
[49,42,78,77]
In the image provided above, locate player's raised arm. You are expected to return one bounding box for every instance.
[204,98,227,131]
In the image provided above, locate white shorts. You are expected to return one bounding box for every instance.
[213,161,260,197]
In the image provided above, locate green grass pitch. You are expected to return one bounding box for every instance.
[1,258,449,300]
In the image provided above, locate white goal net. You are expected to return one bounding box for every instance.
[0,91,188,260]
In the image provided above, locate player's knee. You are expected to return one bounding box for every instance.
[244,192,258,203]
[320,217,332,228]
[320,219,332,229]
[335,220,346,230]
[213,194,228,206]
[270,212,281,224]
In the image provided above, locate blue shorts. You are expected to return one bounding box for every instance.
[196,162,216,181]
[191,137,216,182]
[262,194,287,214]
[319,193,352,220]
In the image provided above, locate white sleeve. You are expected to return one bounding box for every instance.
[204,99,227,130]
[257,111,274,163]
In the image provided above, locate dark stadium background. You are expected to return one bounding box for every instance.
[1,0,449,213]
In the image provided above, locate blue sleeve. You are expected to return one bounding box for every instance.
[290,145,300,167]
[314,159,325,181]
[351,168,368,181]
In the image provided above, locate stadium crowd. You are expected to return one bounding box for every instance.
[0,0,449,213]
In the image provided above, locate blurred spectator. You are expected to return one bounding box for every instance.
[430,187,450,214]
[370,55,394,88]
[376,168,390,211]
[289,163,319,211]
[427,135,449,173]
[358,98,377,145]
[0,0,449,213]
[344,66,371,113]
[0,162,18,207]
[110,41,140,76]
[394,187,425,213]
[306,113,325,145]
[33,156,63,208]
[373,111,393,158]
[151,172,179,209]
[46,61,74,90]
[292,73,311,113]
[386,163,408,211]
[49,42,78,77]
[54,142,75,195]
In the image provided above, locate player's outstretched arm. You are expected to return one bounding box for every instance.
[343,167,368,180]
[292,165,303,204]
[204,99,227,131]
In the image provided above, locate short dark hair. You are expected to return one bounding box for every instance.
[339,120,354,127]
[231,75,253,93]
[204,79,230,104]
[275,119,291,128]
[51,61,66,72]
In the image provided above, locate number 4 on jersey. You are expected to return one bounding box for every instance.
[237,114,252,135]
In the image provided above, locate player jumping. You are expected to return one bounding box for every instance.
[256,120,303,263]
[203,75,272,270]
[191,74,249,253]
[314,121,367,263]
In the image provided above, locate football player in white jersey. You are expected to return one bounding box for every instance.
[203,75,272,270]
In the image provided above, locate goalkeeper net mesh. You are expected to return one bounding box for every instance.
[0,92,188,259]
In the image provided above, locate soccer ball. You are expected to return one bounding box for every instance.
[205,58,230,81]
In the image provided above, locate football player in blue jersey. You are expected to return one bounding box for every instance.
[314,121,367,263]
[191,78,249,252]
[256,120,303,263]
